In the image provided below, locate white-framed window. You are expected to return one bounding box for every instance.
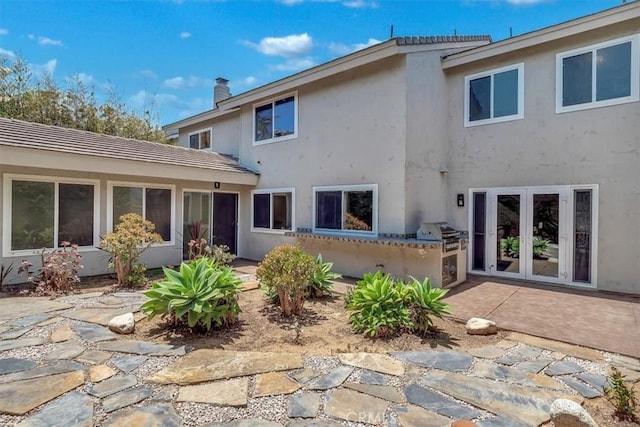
[251,188,295,233]
[313,184,378,236]
[107,182,175,244]
[253,91,297,145]
[556,34,640,113]
[2,174,100,256]
[188,128,212,150]
[464,63,524,127]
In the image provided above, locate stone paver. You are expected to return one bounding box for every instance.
[338,353,404,376]
[43,340,85,360]
[89,364,117,383]
[62,307,136,326]
[394,405,450,427]
[513,359,553,374]
[177,377,249,407]
[207,420,283,427]
[0,370,85,415]
[71,322,117,342]
[254,372,300,397]
[0,326,33,340]
[508,332,604,362]
[345,382,403,403]
[103,403,181,427]
[307,366,353,390]
[76,350,111,365]
[472,360,562,389]
[290,368,320,384]
[575,372,609,391]
[50,325,74,343]
[0,337,44,352]
[611,354,640,371]
[0,360,86,384]
[544,360,585,376]
[324,388,388,424]
[404,383,481,419]
[152,349,303,384]
[392,350,474,372]
[87,374,137,398]
[0,357,36,375]
[37,316,64,327]
[0,298,72,321]
[111,355,148,372]
[102,386,153,412]
[360,369,386,385]
[15,391,93,427]
[560,377,602,398]
[98,340,185,356]
[288,393,321,418]
[8,313,56,327]
[495,354,526,366]
[476,416,529,427]
[57,292,104,302]
[467,345,505,359]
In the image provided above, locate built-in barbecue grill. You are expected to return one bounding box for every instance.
[416,222,464,287]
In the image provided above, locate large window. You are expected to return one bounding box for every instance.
[556,35,639,113]
[188,128,212,150]
[254,92,297,145]
[313,185,377,235]
[109,183,174,242]
[251,189,294,232]
[3,175,98,254]
[464,63,524,127]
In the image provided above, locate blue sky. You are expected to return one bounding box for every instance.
[0,0,620,125]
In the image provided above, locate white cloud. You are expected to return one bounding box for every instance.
[139,69,158,79]
[244,33,313,57]
[342,0,378,8]
[0,29,8,36]
[38,36,64,47]
[179,31,191,39]
[30,59,57,76]
[278,0,304,4]
[75,73,95,86]
[328,38,381,56]
[270,57,316,72]
[28,34,35,40]
[0,47,16,59]
[163,75,213,89]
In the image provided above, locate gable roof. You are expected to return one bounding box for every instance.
[0,117,257,176]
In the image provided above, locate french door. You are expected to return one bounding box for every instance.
[183,191,238,258]
[470,186,596,287]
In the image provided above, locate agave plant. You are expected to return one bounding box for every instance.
[141,257,242,331]
[406,276,450,335]
[309,254,342,298]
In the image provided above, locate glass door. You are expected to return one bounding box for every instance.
[183,192,212,259]
[491,190,526,279]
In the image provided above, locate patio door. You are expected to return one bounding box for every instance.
[213,192,238,254]
[183,191,212,258]
[480,187,569,285]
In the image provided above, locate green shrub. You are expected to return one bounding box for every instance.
[532,236,550,258]
[405,276,450,335]
[100,213,163,287]
[141,257,242,331]
[605,366,638,421]
[256,244,316,317]
[346,271,413,338]
[309,254,342,298]
[501,236,520,258]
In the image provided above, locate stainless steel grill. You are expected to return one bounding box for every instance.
[416,222,462,253]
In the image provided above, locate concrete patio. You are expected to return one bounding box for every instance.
[443,275,640,358]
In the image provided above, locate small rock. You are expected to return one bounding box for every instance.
[107,313,135,334]
[465,318,497,335]
[549,398,598,427]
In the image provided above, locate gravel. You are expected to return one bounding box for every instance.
[303,355,342,373]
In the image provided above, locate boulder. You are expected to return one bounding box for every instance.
[465,318,497,335]
[550,398,598,427]
[108,313,135,334]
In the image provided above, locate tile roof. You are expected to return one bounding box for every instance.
[395,35,492,45]
[0,118,256,175]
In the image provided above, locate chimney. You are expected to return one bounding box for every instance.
[213,77,231,107]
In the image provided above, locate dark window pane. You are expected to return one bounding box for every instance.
[189,134,199,149]
[574,190,592,283]
[255,103,273,141]
[146,189,172,241]
[59,184,94,246]
[113,186,143,225]
[272,193,292,230]
[493,69,519,117]
[274,96,295,137]
[200,130,211,149]
[469,76,491,121]
[563,52,592,106]
[11,181,54,250]
[596,42,631,101]
[253,194,271,228]
[345,191,373,231]
[316,191,342,230]
[472,192,486,271]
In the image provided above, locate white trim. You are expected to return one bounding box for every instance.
[250,187,296,234]
[312,184,378,237]
[252,91,298,146]
[555,34,640,114]
[464,63,524,127]
[187,127,213,150]
[106,180,176,246]
[2,173,100,257]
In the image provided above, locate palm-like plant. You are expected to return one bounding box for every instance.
[406,276,450,334]
[309,254,342,297]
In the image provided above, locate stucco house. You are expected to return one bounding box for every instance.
[2,2,639,295]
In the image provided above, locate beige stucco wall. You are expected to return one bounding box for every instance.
[444,22,640,294]
[177,111,241,157]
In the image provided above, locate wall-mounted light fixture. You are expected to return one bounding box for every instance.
[457,193,464,207]
[214,182,221,189]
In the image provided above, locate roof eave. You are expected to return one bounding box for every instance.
[442,2,640,69]
[162,106,241,132]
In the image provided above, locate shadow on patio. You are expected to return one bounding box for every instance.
[443,275,640,358]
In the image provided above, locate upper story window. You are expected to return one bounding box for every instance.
[254,92,297,145]
[251,188,295,233]
[108,182,174,243]
[464,63,524,127]
[3,174,99,255]
[556,35,639,113]
[189,128,212,150]
[313,184,378,236]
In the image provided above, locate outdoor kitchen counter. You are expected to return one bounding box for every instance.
[285,231,468,249]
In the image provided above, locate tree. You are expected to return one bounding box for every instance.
[0,54,169,144]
